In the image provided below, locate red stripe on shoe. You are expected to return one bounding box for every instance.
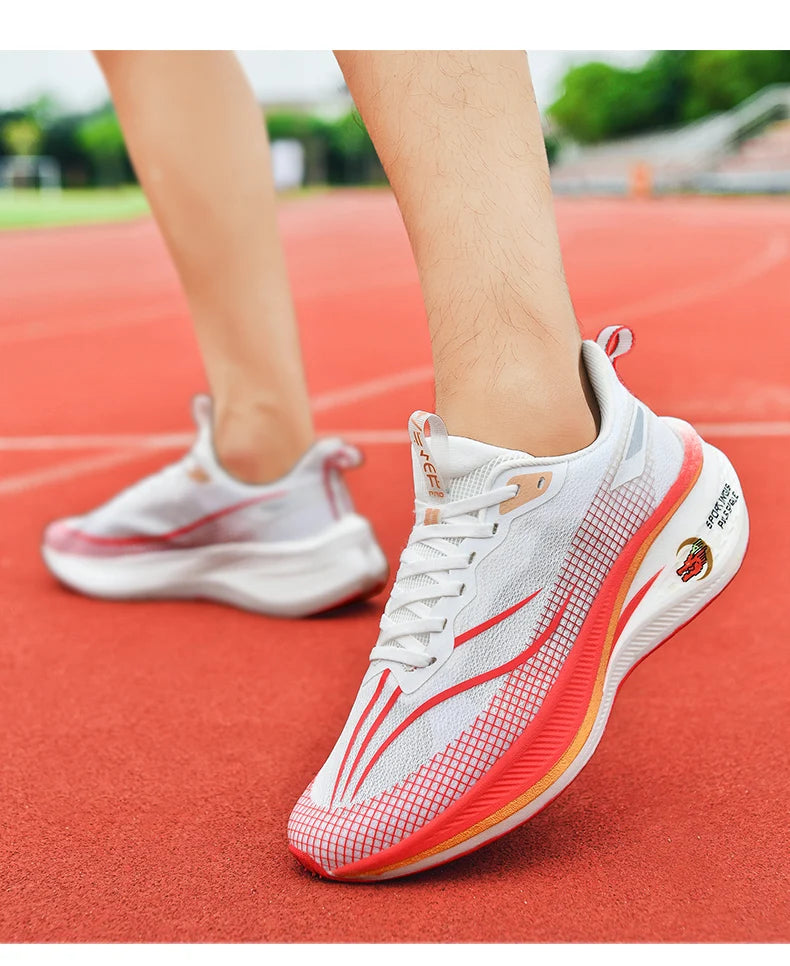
[338,683,401,801]
[347,593,571,801]
[337,589,543,802]
[454,589,542,648]
[50,491,284,551]
[611,568,663,647]
[330,670,391,807]
[605,326,625,357]
[322,456,340,521]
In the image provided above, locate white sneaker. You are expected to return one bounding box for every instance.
[42,396,389,616]
[288,326,749,879]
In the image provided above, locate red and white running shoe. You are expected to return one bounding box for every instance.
[42,396,388,616]
[288,326,749,879]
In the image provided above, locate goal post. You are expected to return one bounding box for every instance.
[0,155,62,192]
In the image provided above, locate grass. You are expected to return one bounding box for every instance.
[0,184,393,231]
[0,187,150,230]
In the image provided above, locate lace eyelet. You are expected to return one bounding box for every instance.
[492,522,499,535]
[468,551,476,563]
[458,583,466,595]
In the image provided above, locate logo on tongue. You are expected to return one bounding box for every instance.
[409,411,447,501]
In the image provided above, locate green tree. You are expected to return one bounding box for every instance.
[1,117,43,156]
[325,111,383,184]
[543,132,560,166]
[682,50,790,120]
[547,61,673,143]
[264,108,386,185]
[76,108,128,185]
[41,114,90,185]
[549,62,619,143]
[549,50,790,144]
[265,109,327,142]
[265,109,330,183]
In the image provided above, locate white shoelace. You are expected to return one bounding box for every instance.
[369,484,518,669]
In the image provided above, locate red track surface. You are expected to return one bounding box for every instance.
[1,191,788,942]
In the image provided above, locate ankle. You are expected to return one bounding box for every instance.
[437,356,600,457]
[212,400,314,484]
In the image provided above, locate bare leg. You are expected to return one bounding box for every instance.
[335,50,598,456]
[95,51,313,482]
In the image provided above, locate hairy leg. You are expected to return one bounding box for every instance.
[335,50,598,456]
[95,50,313,482]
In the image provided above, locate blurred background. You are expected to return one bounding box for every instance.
[1,51,788,943]
[1,49,788,230]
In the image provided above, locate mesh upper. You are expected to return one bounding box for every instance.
[51,396,359,551]
[290,341,686,872]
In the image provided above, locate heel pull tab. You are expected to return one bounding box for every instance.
[596,326,635,369]
[321,442,361,520]
[323,440,363,471]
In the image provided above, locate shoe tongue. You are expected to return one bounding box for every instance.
[191,394,213,433]
[408,410,528,503]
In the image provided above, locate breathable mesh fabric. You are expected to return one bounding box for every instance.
[289,454,661,872]
[386,450,530,645]
[337,469,600,806]
[57,396,358,551]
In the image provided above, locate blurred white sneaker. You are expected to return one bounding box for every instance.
[42,396,389,616]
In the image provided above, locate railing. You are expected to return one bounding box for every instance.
[551,84,790,195]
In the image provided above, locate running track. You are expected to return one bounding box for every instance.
[0,191,788,942]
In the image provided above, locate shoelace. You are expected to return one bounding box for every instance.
[369,484,518,669]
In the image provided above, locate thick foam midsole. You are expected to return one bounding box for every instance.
[616,423,748,646]
[43,514,388,616]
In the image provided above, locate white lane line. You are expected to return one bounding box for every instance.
[311,365,433,412]
[2,229,787,493]
[695,420,790,438]
[0,432,193,452]
[4,228,785,347]
[0,365,435,495]
[587,233,789,327]
[0,364,435,452]
[0,450,150,498]
[0,367,435,494]
[2,421,788,456]
[1,421,785,499]
[0,302,177,347]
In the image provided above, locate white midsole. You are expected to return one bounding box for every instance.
[362,428,749,879]
[42,513,389,618]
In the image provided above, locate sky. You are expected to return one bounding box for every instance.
[0,50,651,115]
